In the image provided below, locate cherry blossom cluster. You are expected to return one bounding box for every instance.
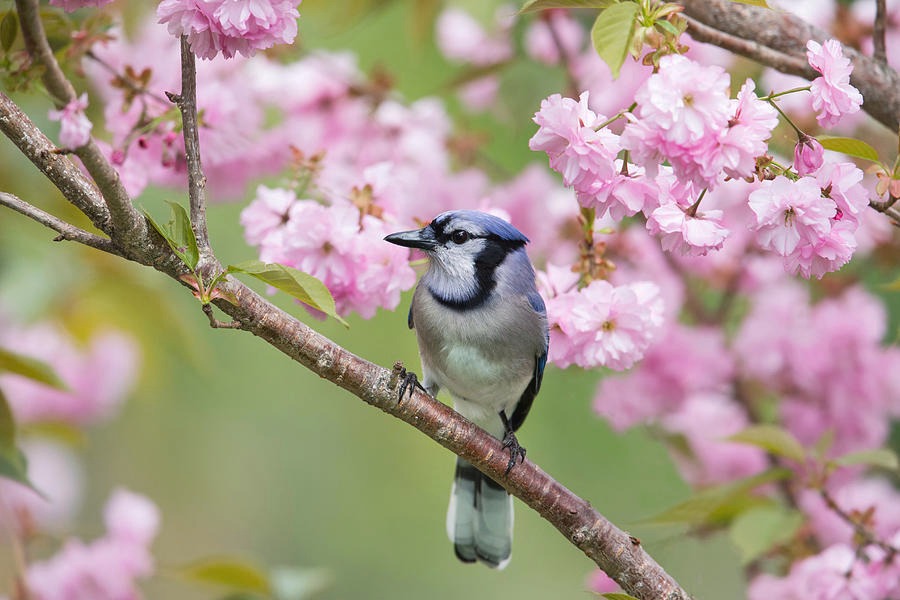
[0,309,155,597]
[530,41,869,278]
[24,488,160,599]
[157,0,301,60]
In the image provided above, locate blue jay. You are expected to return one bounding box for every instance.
[384,210,549,569]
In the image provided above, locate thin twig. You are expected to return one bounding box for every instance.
[873,0,888,65]
[201,304,242,329]
[0,191,122,256]
[545,12,580,99]
[820,488,899,562]
[169,36,210,251]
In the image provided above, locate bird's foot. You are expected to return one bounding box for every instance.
[501,430,526,475]
[396,367,426,404]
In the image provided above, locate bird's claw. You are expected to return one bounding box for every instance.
[501,430,526,476]
[397,368,426,404]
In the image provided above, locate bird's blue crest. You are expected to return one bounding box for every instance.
[432,210,529,244]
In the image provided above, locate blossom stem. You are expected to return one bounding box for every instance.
[686,188,706,217]
[767,98,804,137]
[595,103,638,131]
[759,86,811,102]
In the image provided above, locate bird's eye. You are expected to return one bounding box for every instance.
[451,230,470,244]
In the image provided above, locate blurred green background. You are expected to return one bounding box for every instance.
[0,1,749,598]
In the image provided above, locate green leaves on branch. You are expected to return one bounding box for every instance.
[0,347,67,390]
[817,136,881,163]
[225,261,348,327]
[727,0,770,7]
[728,424,806,463]
[1,11,18,54]
[519,0,615,13]
[177,557,330,600]
[642,468,792,527]
[144,201,200,271]
[729,504,802,565]
[0,387,39,491]
[590,2,639,79]
[833,448,900,471]
[143,202,345,326]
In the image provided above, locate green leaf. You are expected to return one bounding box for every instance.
[642,468,792,526]
[729,505,803,565]
[602,594,640,600]
[142,202,199,271]
[179,558,272,596]
[0,388,39,491]
[520,0,616,13]
[270,566,332,600]
[728,0,770,7]
[818,136,881,163]
[1,10,18,54]
[834,448,899,470]
[728,424,806,463]
[590,1,638,79]
[0,347,67,390]
[226,261,348,327]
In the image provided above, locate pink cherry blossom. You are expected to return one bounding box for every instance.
[25,488,159,600]
[806,39,863,127]
[48,93,92,150]
[249,195,417,319]
[157,0,301,60]
[49,0,115,11]
[542,275,664,371]
[748,543,899,600]
[529,92,620,204]
[524,10,584,65]
[0,324,139,426]
[0,439,84,535]
[719,79,778,180]
[620,54,732,189]
[793,134,825,176]
[240,185,296,247]
[594,323,734,430]
[587,569,620,594]
[661,392,768,486]
[646,201,729,256]
[748,176,833,256]
[580,161,656,221]
[435,6,513,66]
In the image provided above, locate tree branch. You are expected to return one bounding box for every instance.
[0,191,121,255]
[14,0,151,255]
[680,0,900,132]
[167,36,211,252]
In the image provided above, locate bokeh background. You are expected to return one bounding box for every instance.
[7,1,896,598]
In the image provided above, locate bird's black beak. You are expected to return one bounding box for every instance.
[384,226,438,251]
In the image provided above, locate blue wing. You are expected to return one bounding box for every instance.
[509,291,549,431]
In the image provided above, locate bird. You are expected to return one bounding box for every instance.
[384,210,549,569]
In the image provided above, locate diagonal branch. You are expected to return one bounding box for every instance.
[0,191,121,255]
[680,0,900,132]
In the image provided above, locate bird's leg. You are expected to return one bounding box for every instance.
[499,410,526,475]
[396,367,428,403]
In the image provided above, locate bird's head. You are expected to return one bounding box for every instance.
[384,210,531,309]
